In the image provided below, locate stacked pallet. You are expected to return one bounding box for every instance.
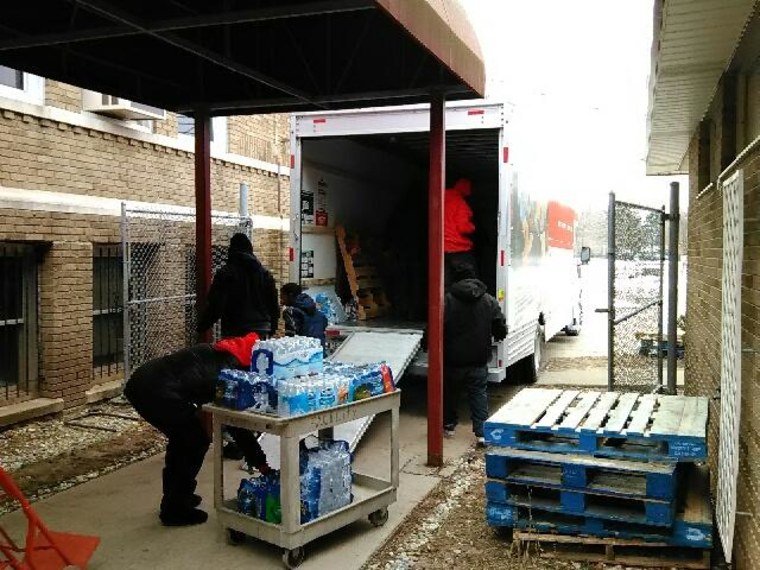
[484,388,712,569]
[335,225,390,320]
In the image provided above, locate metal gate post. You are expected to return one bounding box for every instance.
[195,112,213,343]
[607,192,615,392]
[667,181,680,394]
[427,92,446,467]
[658,206,666,390]
[121,201,130,382]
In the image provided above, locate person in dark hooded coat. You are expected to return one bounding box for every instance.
[197,233,279,339]
[443,264,507,445]
[280,283,328,346]
[124,333,270,527]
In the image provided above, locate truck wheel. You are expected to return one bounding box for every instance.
[531,325,546,380]
[513,325,545,384]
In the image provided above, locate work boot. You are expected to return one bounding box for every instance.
[189,493,202,508]
[159,507,208,527]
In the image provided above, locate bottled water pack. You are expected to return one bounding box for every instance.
[251,336,324,379]
[215,369,277,413]
[236,439,353,525]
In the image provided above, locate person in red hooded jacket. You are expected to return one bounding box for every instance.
[124,333,270,527]
[444,178,478,289]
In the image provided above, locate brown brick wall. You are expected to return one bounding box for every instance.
[0,96,291,413]
[0,209,120,408]
[685,133,760,567]
[0,109,288,216]
[228,114,289,165]
[44,80,82,113]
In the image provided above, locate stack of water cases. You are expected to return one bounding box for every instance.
[484,388,712,569]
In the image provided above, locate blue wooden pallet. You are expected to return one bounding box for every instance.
[485,447,679,501]
[484,389,708,461]
[486,465,713,550]
[485,479,674,527]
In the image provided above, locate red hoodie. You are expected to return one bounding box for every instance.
[213,332,259,368]
[444,179,476,253]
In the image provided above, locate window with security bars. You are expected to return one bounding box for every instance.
[0,243,39,400]
[92,244,124,378]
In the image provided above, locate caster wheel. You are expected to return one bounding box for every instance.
[226,528,246,545]
[368,507,389,527]
[283,546,305,569]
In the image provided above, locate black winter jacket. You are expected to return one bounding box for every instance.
[124,344,239,407]
[444,278,507,367]
[283,293,328,346]
[197,251,279,337]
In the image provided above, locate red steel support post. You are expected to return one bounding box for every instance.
[427,92,446,467]
[195,112,212,343]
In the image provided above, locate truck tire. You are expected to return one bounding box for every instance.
[515,325,545,384]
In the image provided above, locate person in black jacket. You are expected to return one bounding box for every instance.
[124,333,270,527]
[281,283,328,347]
[197,233,279,339]
[443,264,507,445]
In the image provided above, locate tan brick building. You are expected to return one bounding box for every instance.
[647,2,759,567]
[0,67,291,423]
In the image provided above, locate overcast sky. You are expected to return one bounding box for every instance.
[461,0,687,211]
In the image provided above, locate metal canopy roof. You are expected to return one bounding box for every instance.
[646,0,758,175]
[0,0,485,116]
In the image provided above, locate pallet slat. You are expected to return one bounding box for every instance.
[484,389,708,461]
[485,447,678,500]
[533,390,579,428]
[625,394,657,436]
[513,532,710,570]
[485,480,674,526]
[578,391,619,432]
[557,392,599,431]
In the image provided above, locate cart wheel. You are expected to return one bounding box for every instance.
[368,507,389,527]
[226,528,246,545]
[282,546,305,569]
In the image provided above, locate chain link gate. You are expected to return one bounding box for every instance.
[120,204,252,380]
[606,193,666,393]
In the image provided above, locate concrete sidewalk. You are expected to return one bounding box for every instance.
[0,381,517,569]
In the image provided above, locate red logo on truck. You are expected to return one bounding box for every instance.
[547,201,575,250]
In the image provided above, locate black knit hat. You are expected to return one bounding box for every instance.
[229,233,253,254]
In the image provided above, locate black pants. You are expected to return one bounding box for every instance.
[126,390,267,512]
[444,251,478,290]
[443,365,488,437]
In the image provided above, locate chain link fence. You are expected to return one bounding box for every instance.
[610,199,665,393]
[121,205,252,379]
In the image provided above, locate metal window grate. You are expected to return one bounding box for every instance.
[0,242,38,401]
[92,244,124,379]
[717,169,744,561]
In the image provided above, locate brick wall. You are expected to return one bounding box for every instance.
[228,114,289,165]
[0,82,292,414]
[685,134,760,567]
[0,108,287,215]
[0,209,120,408]
[45,80,82,113]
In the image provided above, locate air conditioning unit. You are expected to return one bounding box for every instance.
[83,90,165,121]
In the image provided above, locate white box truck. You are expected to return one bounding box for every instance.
[288,100,582,396]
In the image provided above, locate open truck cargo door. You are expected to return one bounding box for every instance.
[259,331,421,467]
